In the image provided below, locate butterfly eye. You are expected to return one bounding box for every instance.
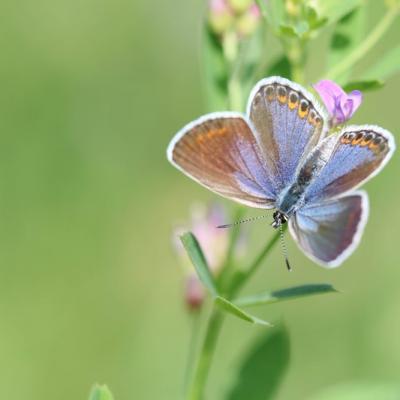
[264,85,275,101]
[288,91,299,109]
[298,99,309,118]
[360,132,374,146]
[341,132,355,144]
[368,135,383,153]
[351,131,364,145]
[368,134,388,153]
[253,92,263,108]
[277,85,287,104]
[308,109,316,124]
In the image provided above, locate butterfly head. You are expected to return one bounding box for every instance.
[271,210,288,229]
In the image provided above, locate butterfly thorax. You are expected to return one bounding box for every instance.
[274,141,333,222]
[276,182,306,217]
[272,182,308,228]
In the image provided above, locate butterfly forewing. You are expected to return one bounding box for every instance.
[302,125,395,203]
[168,112,275,208]
[247,77,326,193]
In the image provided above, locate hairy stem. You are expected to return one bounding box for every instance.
[287,39,306,84]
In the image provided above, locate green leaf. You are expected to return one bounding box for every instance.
[89,384,115,400]
[261,0,285,33]
[215,296,272,326]
[343,79,384,92]
[305,5,328,31]
[180,232,218,296]
[311,0,364,27]
[279,24,299,38]
[363,45,400,81]
[308,382,400,400]
[329,7,367,81]
[235,284,337,307]
[226,325,290,400]
[202,27,228,111]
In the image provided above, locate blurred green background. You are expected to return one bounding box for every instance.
[0,0,398,399]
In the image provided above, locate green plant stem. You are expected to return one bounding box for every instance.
[285,38,306,84]
[186,230,282,399]
[217,207,245,291]
[325,5,399,81]
[230,228,283,296]
[186,309,225,400]
[227,76,243,112]
[222,31,243,111]
[183,313,202,395]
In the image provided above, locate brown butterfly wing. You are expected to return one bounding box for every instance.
[167,112,275,208]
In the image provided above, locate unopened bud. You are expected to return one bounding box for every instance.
[185,274,205,311]
[236,4,261,36]
[228,0,253,14]
[208,0,235,35]
[285,0,301,18]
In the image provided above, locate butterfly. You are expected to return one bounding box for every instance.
[167,77,395,268]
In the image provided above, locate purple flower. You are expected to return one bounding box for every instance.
[314,80,363,127]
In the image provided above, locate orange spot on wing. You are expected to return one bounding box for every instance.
[298,108,308,119]
[288,100,298,110]
[278,94,287,104]
[197,127,228,144]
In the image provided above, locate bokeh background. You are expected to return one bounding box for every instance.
[0,0,399,399]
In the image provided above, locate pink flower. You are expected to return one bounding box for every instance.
[314,80,363,127]
[236,3,261,36]
[208,0,234,35]
[185,275,205,310]
[209,0,231,14]
[172,203,246,311]
[249,3,261,18]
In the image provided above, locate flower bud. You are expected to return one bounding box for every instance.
[208,0,235,35]
[228,0,253,14]
[236,3,261,37]
[185,274,205,310]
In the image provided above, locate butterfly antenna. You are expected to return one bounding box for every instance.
[279,224,292,271]
[217,214,270,229]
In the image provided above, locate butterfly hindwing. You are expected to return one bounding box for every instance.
[247,76,327,193]
[289,192,369,268]
[167,112,275,208]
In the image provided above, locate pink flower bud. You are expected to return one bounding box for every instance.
[172,203,247,311]
[185,274,205,310]
[229,0,253,14]
[236,3,261,37]
[208,0,235,35]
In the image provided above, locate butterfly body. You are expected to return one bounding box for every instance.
[168,77,395,268]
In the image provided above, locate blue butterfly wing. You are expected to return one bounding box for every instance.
[302,125,395,203]
[289,192,369,267]
[247,76,326,194]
